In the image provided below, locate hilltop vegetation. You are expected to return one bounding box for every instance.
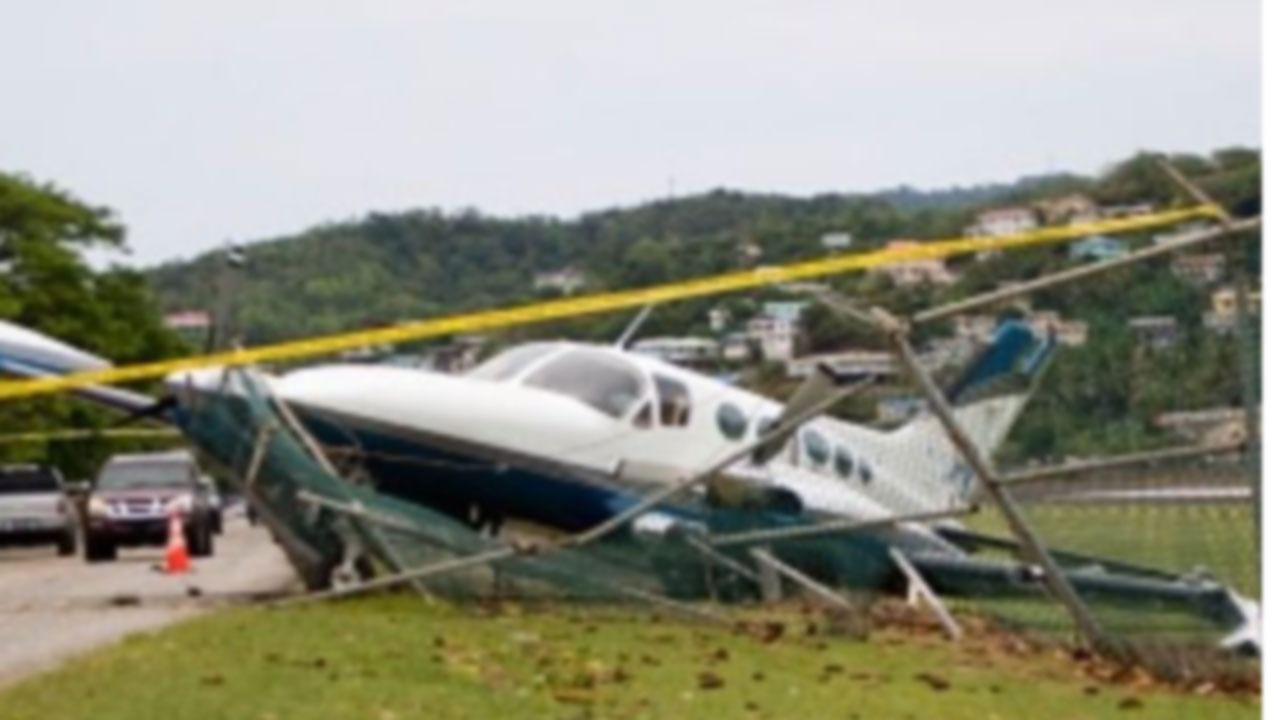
[149,150,1258,346]
[147,172,1110,345]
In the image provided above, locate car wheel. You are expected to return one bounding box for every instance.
[85,535,116,563]
[190,521,214,558]
[57,528,77,557]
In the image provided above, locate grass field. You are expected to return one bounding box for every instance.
[0,596,1257,720]
[969,502,1259,597]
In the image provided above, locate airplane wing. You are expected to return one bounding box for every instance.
[0,320,156,415]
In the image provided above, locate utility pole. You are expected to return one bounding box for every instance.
[211,241,247,351]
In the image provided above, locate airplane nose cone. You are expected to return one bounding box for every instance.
[274,364,617,460]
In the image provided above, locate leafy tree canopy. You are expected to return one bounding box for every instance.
[0,172,184,478]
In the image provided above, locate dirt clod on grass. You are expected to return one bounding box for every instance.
[914,672,951,692]
[697,671,725,690]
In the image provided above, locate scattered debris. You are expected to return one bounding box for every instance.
[697,670,725,690]
[914,672,951,692]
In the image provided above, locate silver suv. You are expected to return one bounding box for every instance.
[0,464,77,556]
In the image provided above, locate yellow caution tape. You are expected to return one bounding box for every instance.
[0,204,1222,401]
[0,428,181,445]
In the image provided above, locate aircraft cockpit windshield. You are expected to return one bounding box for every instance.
[522,349,644,419]
[469,343,557,381]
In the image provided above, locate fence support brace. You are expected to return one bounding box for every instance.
[881,320,1110,651]
[749,547,855,611]
[888,548,963,641]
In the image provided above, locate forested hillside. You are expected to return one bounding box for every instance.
[149,151,1258,347]
[145,172,1105,345]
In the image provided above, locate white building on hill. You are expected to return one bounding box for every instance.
[632,337,720,366]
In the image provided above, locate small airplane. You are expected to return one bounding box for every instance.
[0,315,1259,651]
[0,316,1037,544]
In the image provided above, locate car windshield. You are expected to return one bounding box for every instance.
[97,461,192,490]
[523,349,644,419]
[0,467,59,494]
[469,343,557,381]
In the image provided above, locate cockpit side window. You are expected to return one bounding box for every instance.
[632,401,654,429]
[469,343,557,381]
[654,375,692,427]
[524,350,644,419]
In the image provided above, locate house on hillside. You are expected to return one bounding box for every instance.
[953,314,999,343]
[965,206,1039,260]
[1171,253,1226,287]
[633,337,720,366]
[1128,316,1180,349]
[786,350,898,380]
[164,310,212,346]
[1026,310,1089,347]
[762,301,810,324]
[874,240,956,287]
[720,333,752,362]
[1203,286,1261,334]
[1100,202,1156,218]
[1154,407,1248,446]
[820,232,853,251]
[533,267,586,295]
[736,240,763,265]
[746,314,799,361]
[738,302,812,362]
[708,307,730,333]
[1069,235,1126,262]
[1036,193,1099,225]
[966,206,1039,237]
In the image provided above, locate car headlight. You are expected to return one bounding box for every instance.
[87,497,110,517]
[166,495,194,514]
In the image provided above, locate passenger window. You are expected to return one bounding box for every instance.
[858,461,874,484]
[802,429,831,466]
[834,446,854,479]
[655,375,691,427]
[716,403,748,440]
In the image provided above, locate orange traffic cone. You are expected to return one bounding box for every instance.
[164,509,191,574]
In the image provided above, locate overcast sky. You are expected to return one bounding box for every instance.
[0,1,1260,266]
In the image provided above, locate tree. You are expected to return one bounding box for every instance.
[0,172,185,478]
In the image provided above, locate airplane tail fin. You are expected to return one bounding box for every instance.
[888,320,1054,498]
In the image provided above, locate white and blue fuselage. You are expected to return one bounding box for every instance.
[0,322,1034,553]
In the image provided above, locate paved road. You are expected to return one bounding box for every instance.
[0,514,296,688]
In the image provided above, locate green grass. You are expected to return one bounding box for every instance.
[0,596,1258,720]
[969,502,1259,597]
